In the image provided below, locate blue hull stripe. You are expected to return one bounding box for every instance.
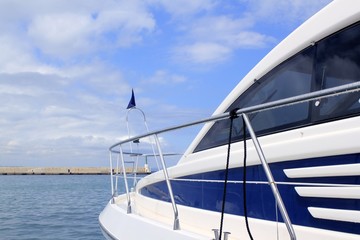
[140,153,360,234]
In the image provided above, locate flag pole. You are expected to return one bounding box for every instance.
[125,89,159,172]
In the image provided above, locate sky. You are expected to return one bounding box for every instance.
[0,0,332,167]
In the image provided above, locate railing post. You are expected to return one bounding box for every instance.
[109,151,114,197]
[115,152,120,195]
[119,145,132,214]
[153,134,180,230]
[242,113,296,240]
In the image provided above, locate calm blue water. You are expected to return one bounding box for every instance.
[0,175,112,240]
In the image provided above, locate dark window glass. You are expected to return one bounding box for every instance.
[194,47,314,152]
[235,48,314,134]
[314,23,360,120]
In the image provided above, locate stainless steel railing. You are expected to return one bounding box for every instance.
[243,113,296,239]
[109,144,181,229]
[110,81,360,150]
[109,81,360,238]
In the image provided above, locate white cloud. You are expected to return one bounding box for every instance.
[0,0,206,166]
[148,0,216,16]
[0,69,130,166]
[242,0,332,25]
[174,42,230,64]
[166,0,331,65]
[143,70,187,85]
[171,15,275,64]
[0,0,156,62]
[28,13,94,58]
[189,16,254,39]
[95,8,155,46]
[0,35,55,74]
[0,0,332,68]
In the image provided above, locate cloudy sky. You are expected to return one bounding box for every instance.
[0,0,332,167]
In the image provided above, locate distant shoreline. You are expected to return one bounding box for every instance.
[0,167,151,175]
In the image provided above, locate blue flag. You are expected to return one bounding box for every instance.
[127,89,136,109]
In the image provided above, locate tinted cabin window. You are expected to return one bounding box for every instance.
[194,22,360,153]
[236,47,314,134]
[194,47,314,152]
[314,23,360,120]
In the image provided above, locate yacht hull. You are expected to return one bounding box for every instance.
[99,195,208,240]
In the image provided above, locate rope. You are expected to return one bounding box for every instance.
[242,115,254,240]
[218,109,238,240]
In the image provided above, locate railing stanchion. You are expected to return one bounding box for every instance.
[119,145,132,214]
[115,152,120,195]
[243,113,296,240]
[109,151,114,198]
[153,134,180,230]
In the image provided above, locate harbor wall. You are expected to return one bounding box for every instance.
[0,167,150,175]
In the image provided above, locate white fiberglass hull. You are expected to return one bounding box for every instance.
[99,194,208,240]
[99,193,360,240]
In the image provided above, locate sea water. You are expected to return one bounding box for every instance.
[0,175,112,240]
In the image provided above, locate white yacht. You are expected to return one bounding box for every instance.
[99,1,360,239]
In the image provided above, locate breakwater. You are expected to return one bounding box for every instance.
[0,167,151,175]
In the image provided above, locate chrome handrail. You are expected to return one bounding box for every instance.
[119,145,132,213]
[109,81,360,236]
[153,134,180,230]
[109,138,181,229]
[243,113,296,240]
[110,81,360,151]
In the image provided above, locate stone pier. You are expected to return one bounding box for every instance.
[0,167,151,175]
